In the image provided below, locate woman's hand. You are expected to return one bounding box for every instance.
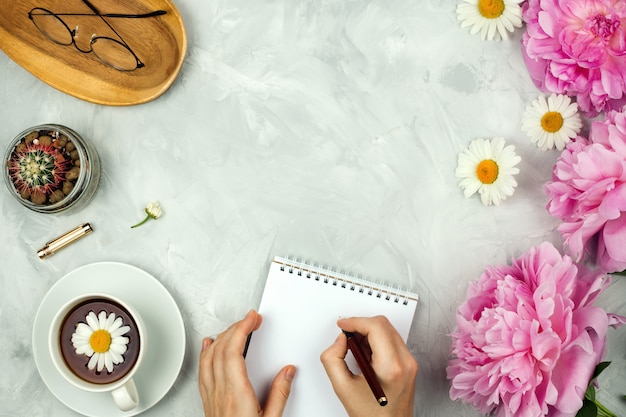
[198,310,296,417]
[320,316,418,417]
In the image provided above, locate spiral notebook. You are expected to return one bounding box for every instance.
[245,256,419,417]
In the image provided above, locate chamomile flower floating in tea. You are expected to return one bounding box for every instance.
[71,311,130,373]
[131,200,164,228]
[456,0,523,41]
[521,93,582,151]
[455,137,521,206]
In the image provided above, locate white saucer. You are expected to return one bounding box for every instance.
[33,262,186,417]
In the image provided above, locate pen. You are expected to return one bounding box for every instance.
[37,223,93,259]
[343,330,388,406]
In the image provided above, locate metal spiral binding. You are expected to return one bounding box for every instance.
[277,256,416,305]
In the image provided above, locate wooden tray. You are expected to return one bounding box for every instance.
[0,0,187,106]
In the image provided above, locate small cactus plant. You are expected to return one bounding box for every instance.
[6,128,80,206]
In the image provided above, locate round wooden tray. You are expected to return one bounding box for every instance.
[0,0,187,106]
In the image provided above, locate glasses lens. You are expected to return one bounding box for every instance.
[91,37,139,71]
[30,9,73,45]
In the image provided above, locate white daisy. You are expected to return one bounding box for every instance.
[521,93,582,151]
[71,310,130,373]
[455,137,521,206]
[457,0,523,41]
[146,201,164,219]
[131,200,164,228]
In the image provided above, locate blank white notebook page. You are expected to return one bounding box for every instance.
[246,257,419,417]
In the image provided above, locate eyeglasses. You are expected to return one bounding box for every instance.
[28,0,167,71]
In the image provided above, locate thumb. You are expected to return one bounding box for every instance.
[262,365,296,417]
[320,333,353,389]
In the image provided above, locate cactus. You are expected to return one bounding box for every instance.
[7,129,74,205]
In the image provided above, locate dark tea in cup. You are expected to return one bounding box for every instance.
[59,297,141,384]
[49,293,146,411]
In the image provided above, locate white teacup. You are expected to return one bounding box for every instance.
[49,293,146,411]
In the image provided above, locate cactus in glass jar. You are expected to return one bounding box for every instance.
[6,130,73,205]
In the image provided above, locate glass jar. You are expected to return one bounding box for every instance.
[3,124,101,213]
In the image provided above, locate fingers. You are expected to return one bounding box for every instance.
[211,310,260,358]
[198,310,298,417]
[337,316,401,344]
[321,332,377,412]
[224,310,262,351]
[198,336,215,391]
[263,365,297,417]
[337,316,405,359]
[198,311,260,392]
[198,337,216,415]
[202,337,213,352]
[322,316,418,417]
[198,310,268,417]
[336,316,418,382]
[320,333,354,391]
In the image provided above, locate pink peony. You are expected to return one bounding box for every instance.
[447,242,613,417]
[545,107,626,273]
[521,0,626,115]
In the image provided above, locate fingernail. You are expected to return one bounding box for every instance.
[247,309,262,325]
[285,366,296,382]
[201,337,211,352]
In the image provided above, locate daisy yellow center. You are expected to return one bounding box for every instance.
[541,111,564,133]
[476,159,499,184]
[478,0,505,19]
[90,329,112,353]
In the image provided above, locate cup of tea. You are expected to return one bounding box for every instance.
[48,293,146,411]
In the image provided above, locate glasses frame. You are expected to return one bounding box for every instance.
[28,0,167,71]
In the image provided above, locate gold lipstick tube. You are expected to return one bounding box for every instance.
[37,223,93,259]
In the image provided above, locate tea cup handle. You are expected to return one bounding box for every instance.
[111,378,139,411]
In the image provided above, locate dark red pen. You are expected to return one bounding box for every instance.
[343,331,388,406]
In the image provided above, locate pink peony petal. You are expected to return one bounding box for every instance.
[447,243,618,416]
[522,0,626,114]
[608,313,626,328]
[548,345,594,414]
[602,215,626,262]
[598,183,626,219]
[547,107,626,272]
